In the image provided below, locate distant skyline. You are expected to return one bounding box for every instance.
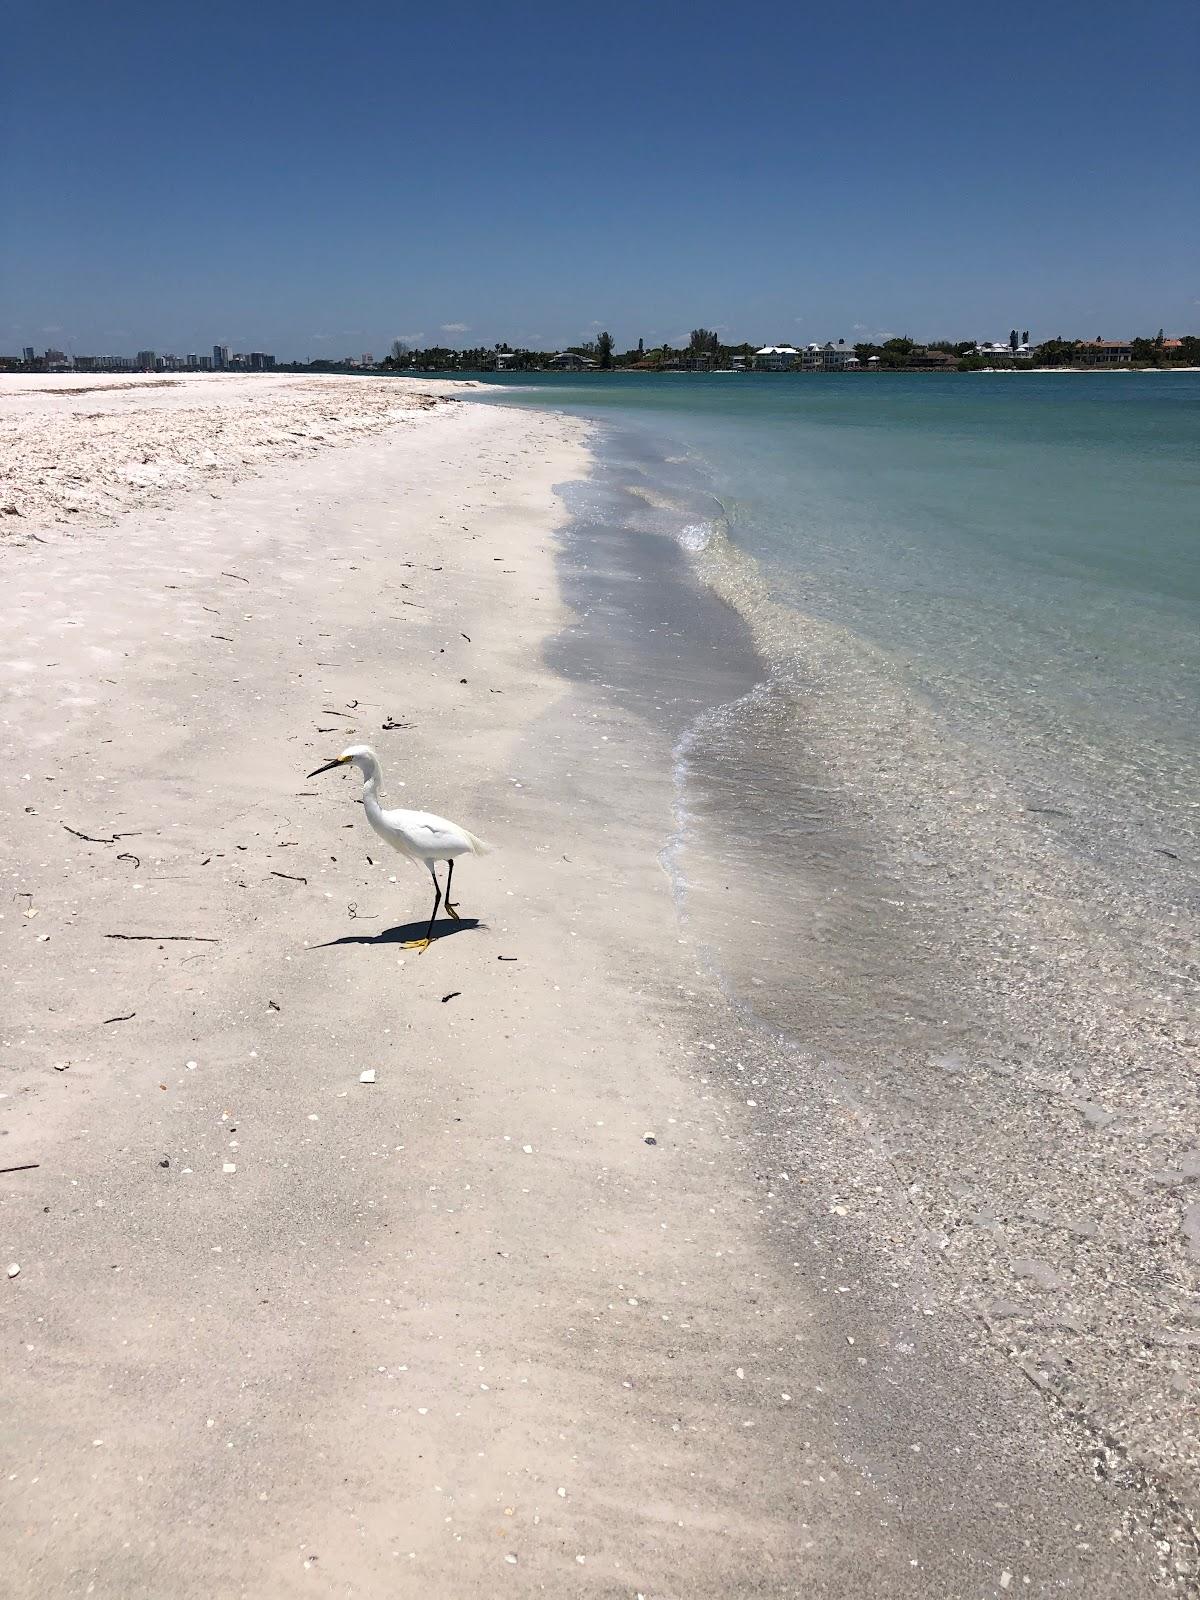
[3,0,1197,359]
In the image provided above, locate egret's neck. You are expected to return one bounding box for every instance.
[357,759,384,808]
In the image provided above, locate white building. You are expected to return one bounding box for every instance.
[799,342,859,370]
[976,340,1034,360]
[754,345,799,370]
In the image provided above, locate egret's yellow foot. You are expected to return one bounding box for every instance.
[402,937,432,952]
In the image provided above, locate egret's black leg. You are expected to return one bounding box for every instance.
[444,858,460,919]
[423,864,443,944]
[405,865,442,951]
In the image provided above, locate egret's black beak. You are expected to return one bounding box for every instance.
[306,758,345,779]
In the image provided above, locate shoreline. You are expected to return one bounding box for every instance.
[526,410,1198,1589]
[0,374,1189,1595]
[562,399,1200,1564]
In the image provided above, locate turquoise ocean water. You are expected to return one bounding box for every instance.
[459,369,1200,1484]
[470,369,1200,1281]
[474,372,1199,989]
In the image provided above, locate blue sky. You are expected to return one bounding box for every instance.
[3,0,1197,358]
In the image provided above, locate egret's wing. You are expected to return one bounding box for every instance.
[380,808,472,857]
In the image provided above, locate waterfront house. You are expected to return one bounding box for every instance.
[976,340,1035,361]
[1074,337,1183,365]
[548,351,597,370]
[798,342,860,370]
[1072,339,1132,365]
[908,348,958,369]
[755,345,799,371]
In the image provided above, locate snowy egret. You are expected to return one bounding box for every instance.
[307,744,491,950]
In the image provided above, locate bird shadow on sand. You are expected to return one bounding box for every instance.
[312,917,482,949]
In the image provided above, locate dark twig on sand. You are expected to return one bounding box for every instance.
[270,870,308,885]
[105,933,219,943]
[103,1013,136,1024]
[0,1164,40,1176]
[63,824,139,845]
[221,571,250,583]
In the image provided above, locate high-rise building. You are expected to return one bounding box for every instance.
[186,353,198,369]
[213,344,230,370]
[22,346,34,364]
[137,350,156,370]
[198,354,214,370]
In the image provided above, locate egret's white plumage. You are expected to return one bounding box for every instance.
[308,744,490,948]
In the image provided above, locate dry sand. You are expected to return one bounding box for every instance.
[0,375,1190,1596]
[0,372,476,525]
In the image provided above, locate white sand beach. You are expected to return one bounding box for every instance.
[0,375,1183,1596]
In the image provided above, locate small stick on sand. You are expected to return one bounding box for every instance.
[63,824,137,845]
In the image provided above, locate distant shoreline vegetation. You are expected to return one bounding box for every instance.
[359,329,1200,376]
[5,330,1196,378]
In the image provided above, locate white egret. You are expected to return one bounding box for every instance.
[307,744,491,950]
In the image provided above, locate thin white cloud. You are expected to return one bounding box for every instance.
[441,322,469,334]
[41,324,63,334]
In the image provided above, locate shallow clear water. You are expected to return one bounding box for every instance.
[474,370,1200,937]
[452,370,1200,1495]
[472,375,1200,1025]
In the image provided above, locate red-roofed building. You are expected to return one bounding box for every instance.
[1075,340,1133,365]
[1076,337,1184,365]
